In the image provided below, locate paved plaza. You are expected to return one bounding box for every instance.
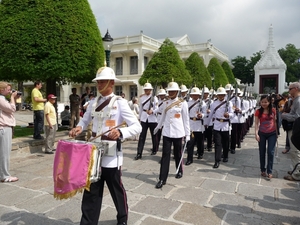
[0,110,300,225]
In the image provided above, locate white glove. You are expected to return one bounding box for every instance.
[153,126,160,135]
[185,135,190,142]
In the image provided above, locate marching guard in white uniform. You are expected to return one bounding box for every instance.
[153,88,167,154]
[69,67,142,225]
[154,81,190,188]
[135,83,158,159]
[206,86,234,169]
[186,87,206,165]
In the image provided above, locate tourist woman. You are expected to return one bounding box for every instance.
[254,95,277,179]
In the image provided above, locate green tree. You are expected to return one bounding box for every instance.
[140,38,192,88]
[278,44,300,83]
[207,58,228,88]
[185,52,211,88]
[221,61,235,84]
[0,0,104,95]
[231,56,250,84]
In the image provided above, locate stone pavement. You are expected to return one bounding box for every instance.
[1,111,300,225]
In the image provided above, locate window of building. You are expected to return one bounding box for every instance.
[144,56,148,69]
[115,86,122,96]
[130,85,137,100]
[130,56,138,74]
[116,57,123,75]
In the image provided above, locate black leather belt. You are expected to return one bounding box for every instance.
[216,118,229,122]
[190,117,202,121]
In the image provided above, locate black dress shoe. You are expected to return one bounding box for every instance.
[237,144,241,148]
[34,135,44,140]
[155,180,166,188]
[223,158,228,162]
[117,222,127,225]
[151,151,157,155]
[213,161,219,168]
[197,154,203,159]
[45,151,54,154]
[207,148,212,152]
[185,161,192,166]
[175,172,182,179]
[231,149,235,154]
[221,154,224,158]
[134,154,142,160]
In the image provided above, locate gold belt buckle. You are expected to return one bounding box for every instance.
[193,117,196,121]
[220,119,224,122]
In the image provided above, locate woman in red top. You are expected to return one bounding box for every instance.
[254,95,277,179]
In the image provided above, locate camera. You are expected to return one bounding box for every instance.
[12,90,22,95]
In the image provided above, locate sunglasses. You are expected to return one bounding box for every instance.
[289,87,296,91]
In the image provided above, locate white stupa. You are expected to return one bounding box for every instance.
[254,24,286,94]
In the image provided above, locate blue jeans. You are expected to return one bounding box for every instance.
[34,110,44,138]
[258,131,277,174]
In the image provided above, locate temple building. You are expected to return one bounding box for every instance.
[254,25,287,94]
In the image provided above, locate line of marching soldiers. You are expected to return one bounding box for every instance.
[134,81,257,175]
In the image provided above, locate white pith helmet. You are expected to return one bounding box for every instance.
[180,84,188,92]
[190,87,201,95]
[92,67,120,82]
[203,86,210,94]
[157,88,167,96]
[143,82,153,90]
[225,83,233,91]
[167,81,180,91]
[210,88,215,95]
[216,87,227,95]
[237,88,243,95]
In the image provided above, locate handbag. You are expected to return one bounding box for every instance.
[282,119,293,131]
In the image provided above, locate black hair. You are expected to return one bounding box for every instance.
[34,80,42,86]
[258,95,273,118]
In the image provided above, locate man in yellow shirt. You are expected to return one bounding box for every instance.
[44,94,57,154]
[31,81,47,139]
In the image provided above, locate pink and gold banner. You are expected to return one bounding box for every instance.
[53,140,96,200]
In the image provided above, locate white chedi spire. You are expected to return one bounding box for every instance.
[254,24,286,70]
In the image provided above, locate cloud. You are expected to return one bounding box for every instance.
[88,0,300,60]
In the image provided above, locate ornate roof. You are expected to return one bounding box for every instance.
[254,25,286,70]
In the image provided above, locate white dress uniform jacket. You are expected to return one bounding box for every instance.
[204,99,214,126]
[207,99,234,131]
[139,94,158,123]
[188,99,207,132]
[157,97,190,138]
[230,96,241,123]
[77,94,142,168]
[153,98,165,126]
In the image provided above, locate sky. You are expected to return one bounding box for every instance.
[88,0,300,60]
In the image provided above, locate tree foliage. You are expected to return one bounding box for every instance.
[278,44,300,83]
[140,38,192,88]
[185,52,211,88]
[221,61,235,84]
[0,0,104,85]
[207,58,228,88]
[231,51,263,85]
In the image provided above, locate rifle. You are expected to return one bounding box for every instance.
[185,84,193,102]
[225,86,232,113]
[148,81,157,110]
[234,83,238,114]
[207,88,215,110]
[198,86,205,113]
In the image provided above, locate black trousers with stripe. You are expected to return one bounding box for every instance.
[159,136,183,182]
[80,167,128,225]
